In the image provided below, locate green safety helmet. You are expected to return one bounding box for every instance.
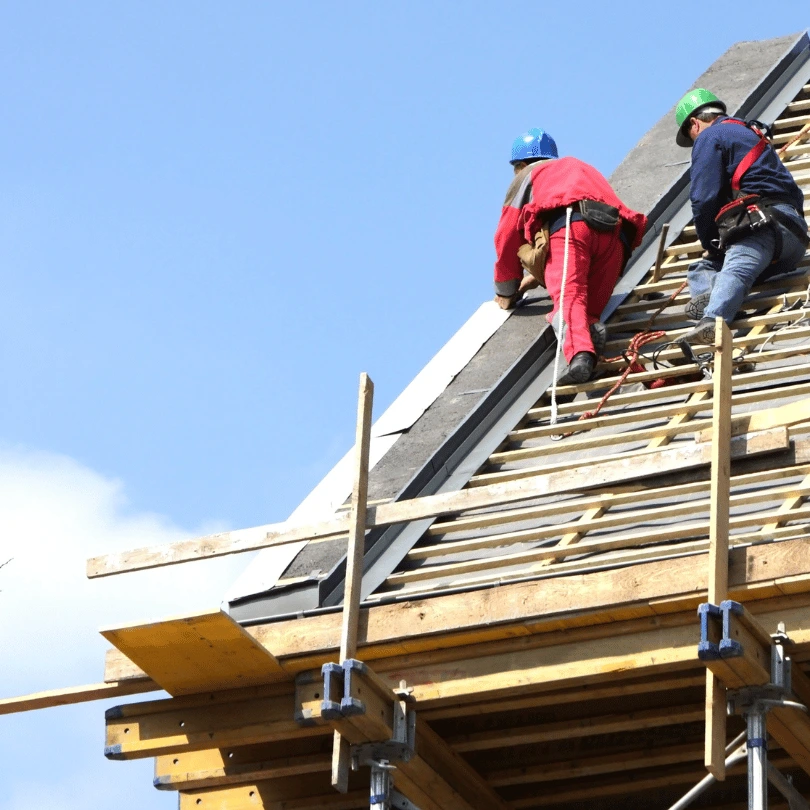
[675,88,727,147]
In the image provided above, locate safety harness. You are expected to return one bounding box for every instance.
[713,118,808,252]
[713,119,772,250]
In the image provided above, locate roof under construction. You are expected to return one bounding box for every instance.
[5,29,810,810]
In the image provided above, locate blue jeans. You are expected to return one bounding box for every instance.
[687,203,808,322]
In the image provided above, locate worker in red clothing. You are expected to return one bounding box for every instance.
[494,129,648,383]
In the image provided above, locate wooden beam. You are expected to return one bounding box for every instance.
[86,425,789,577]
[101,609,286,696]
[705,318,733,780]
[333,372,374,792]
[105,686,328,760]
[104,601,810,764]
[703,605,810,778]
[178,776,368,810]
[154,739,332,791]
[299,663,509,810]
[0,679,158,715]
[485,740,703,786]
[376,600,810,709]
[446,704,704,752]
[105,536,810,685]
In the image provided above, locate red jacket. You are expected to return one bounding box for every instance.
[493,157,648,289]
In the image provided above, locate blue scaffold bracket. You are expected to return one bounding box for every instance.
[320,662,345,720]
[698,603,722,660]
[719,600,745,659]
[341,658,368,717]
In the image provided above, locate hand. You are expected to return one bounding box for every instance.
[494,293,517,310]
[519,275,541,295]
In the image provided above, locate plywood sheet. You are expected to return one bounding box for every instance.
[100,609,284,695]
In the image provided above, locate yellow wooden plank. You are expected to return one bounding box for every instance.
[101,609,285,696]
[0,679,158,715]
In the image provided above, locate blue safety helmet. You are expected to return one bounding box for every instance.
[510,128,558,164]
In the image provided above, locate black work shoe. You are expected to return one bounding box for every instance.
[558,352,596,385]
[589,322,607,358]
[682,317,717,345]
[685,292,711,321]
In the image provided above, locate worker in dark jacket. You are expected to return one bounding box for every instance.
[494,128,647,383]
[675,89,809,344]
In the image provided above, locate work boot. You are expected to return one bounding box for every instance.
[685,292,711,321]
[589,322,607,358]
[558,352,596,385]
[682,317,717,345]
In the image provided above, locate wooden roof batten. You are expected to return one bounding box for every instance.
[6,31,810,810]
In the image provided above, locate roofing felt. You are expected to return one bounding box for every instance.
[228,31,810,623]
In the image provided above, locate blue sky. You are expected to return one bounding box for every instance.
[0,3,808,808]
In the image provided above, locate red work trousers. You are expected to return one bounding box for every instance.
[543,220,625,362]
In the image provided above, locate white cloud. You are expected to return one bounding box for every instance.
[0,445,250,809]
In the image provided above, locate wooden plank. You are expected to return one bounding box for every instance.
[705,319,733,780]
[106,537,810,686]
[492,384,810,464]
[87,426,789,577]
[384,501,810,585]
[708,317,734,606]
[104,602,810,762]
[377,601,810,709]
[651,223,670,282]
[0,679,158,715]
[100,609,286,696]
[429,462,810,537]
[696,397,810,443]
[516,371,810,443]
[408,480,810,560]
[333,372,374,793]
[470,425,787,487]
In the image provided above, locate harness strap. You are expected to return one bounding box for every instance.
[721,119,769,193]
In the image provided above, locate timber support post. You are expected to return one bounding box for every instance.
[696,601,810,810]
[333,372,375,792]
[705,317,734,779]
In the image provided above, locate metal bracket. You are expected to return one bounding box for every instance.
[320,662,345,720]
[719,600,745,659]
[698,603,722,660]
[317,660,420,810]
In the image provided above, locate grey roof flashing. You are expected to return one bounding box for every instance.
[228,31,810,625]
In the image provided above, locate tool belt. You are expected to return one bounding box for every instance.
[578,199,621,231]
[714,193,773,250]
[714,195,809,251]
[518,201,632,286]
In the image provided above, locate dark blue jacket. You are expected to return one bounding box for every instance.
[690,116,803,250]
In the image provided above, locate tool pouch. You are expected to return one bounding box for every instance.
[714,194,772,250]
[579,199,621,232]
[517,222,551,287]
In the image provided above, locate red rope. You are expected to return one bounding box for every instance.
[564,280,688,429]
[579,330,667,421]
